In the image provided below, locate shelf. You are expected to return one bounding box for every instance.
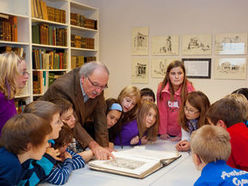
[32,44,68,49]
[15,94,30,98]
[70,25,98,32]
[33,94,44,97]
[71,47,97,52]
[0,40,29,46]
[33,69,67,71]
[32,17,68,26]
[0,11,29,19]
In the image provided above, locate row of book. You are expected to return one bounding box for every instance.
[71,34,95,49]
[32,24,67,46]
[71,56,96,69]
[0,14,17,42]
[71,13,97,30]
[0,46,25,58]
[33,71,65,94]
[15,100,26,114]
[32,49,67,69]
[32,0,66,24]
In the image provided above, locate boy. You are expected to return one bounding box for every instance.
[206,97,248,171]
[0,113,51,185]
[44,125,85,185]
[140,88,155,103]
[191,125,248,185]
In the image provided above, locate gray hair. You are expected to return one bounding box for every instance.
[79,61,109,77]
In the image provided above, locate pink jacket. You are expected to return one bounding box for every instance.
[157,82,195,136]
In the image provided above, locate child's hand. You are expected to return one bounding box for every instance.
[141,136,148,145]
[130,136,140,145]
[78,150,94,162]
[64,151,72,160]
[176,140,190,151]
[160,134,170,140]
[46,147,62,161]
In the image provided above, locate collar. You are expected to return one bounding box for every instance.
[80,79,89,102]
[161,83,182,96]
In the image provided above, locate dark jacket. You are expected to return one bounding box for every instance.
[40,67,109,147]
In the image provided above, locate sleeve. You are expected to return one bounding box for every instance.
[92,93,109,147]
[44,159,73,185]
[67,149,85,170]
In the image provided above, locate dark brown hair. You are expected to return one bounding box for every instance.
[158,60,191,102]
[0,113,52,154]
[206,97,243,127]
[137,101,159,141]
[179,91,210,132]
[54,125,73,149]
[24,101,61,122]
[50,98,73,115]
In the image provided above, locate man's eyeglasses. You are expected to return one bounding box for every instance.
[184,106,199,115]
[87,76,108,90]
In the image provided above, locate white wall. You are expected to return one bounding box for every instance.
[79,0,248,103]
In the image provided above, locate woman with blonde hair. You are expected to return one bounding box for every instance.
[0,52,29,133]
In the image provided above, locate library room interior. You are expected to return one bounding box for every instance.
[1,0,248,185]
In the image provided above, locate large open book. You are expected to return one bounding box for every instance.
[88,148,181,179]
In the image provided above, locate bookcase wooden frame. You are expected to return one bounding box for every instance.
[0,0,99,105]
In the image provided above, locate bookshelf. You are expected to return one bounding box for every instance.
[0,0,99,104]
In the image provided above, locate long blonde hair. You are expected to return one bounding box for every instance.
[0,52,23,99]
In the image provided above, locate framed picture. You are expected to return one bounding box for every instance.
[182,58,211,79]
[151,58,179,78]
[182,34,212,55]
[131,57,149,83]
[151,35,179,56]
[215,33,247,55]
[131,27,149,55]
[214,58,247,80]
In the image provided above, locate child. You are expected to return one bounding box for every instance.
[232,88,248,100]
[0,113,51,185]
[20,101,63,185]
[206,97,248,171]
[191,125,248,185]
[157,60,195,141]
[0,52,29,133]
[50,98,94,162]
[114,101,159,146]
[140,88,155,103]
[106,98,123,129]
[44,125,85,185]
[176,91,210,151]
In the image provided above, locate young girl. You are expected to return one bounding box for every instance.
[0,113,51,185]
[157,60,195,141]
[0,52,29,133]
[110,86,140,145]
[114,101,159,146]
[176,91,210,151]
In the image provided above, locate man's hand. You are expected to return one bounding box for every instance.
[89,141,114,160]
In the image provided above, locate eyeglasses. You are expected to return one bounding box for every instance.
[20,71,30,76]
[184,106,199,115]
[87,76,108,90]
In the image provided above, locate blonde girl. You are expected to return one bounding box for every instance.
[157,60,195,141]
[0,52,29,132]
[176,91,210,151]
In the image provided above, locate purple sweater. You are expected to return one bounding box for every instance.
[0,92,17,134]
[114,120,141,146]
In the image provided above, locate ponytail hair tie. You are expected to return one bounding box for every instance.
[109,103,122,112]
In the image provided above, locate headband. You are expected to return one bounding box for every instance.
[109,103,122,112]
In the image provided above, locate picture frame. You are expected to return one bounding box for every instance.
[131,57,149,83]
[131,27,149,55]
[182,58,211,79]
[213,57,247,80]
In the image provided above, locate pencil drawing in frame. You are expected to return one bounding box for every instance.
[152,35,179,56]
[151,58,179,78]
[132,57,149,83]
[214,57,247,80]
[182,58,211,79]
[182,34,212,55]
[215,33,247,55]
[131,27,149,55]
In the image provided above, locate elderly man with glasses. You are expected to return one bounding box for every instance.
[40,62,113,160]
